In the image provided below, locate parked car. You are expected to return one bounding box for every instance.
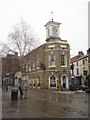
[69,85,76,91]
[81,85,88,91]
[85,88,90,93]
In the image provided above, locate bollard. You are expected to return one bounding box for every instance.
[6,85,8,91]
[19,87,23,99]
[24,88,27,99]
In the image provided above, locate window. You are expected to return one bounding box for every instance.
[49,53,56,67]
[77,62,78,66]
[22,63,25,72]
[33,63,35,70]
[61,55,67,66]
[48,28,50,36]
[37,56,40,69]
[88,56,90,63]
[77,68,79,75]
[26,63,28,72]
[82,59,85,64]
[83,67,85,72]
[62,76,66,88]
[83,67,87,75]
[83,70,87,75]
[89,66,90,74]
[28,64,31,71]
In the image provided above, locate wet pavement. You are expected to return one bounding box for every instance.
[2,87,89,118]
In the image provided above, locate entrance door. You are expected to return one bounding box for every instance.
[79,78,82,86]
[63,76,66,88]
[37,77,40,88]
[50,76,56,88]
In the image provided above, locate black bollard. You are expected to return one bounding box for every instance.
[6,85,8,91]
[24,88,27,99]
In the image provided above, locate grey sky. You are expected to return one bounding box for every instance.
[0,0,88,57]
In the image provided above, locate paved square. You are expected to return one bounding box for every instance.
[2,87,89,118]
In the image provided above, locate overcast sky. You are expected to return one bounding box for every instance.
[0,0,88,57]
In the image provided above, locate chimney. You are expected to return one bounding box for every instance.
[78,51,84,57]
[87,48,90,54]
[14,52,18,59]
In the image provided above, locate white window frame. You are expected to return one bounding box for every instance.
[77,68,79,75]
[33,63,35,70]
[61,54,67,67]
[49,53,56,67]
[28,64,31,71]
[37,56,40,69]
[49,75,57,88]
[26,63,28,72]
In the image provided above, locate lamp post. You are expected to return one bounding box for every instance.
[6,73,9,91]
[71,63,75,86]
[23,76,28,99]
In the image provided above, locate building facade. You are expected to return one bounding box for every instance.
[2,52,20,86]
[87,48,90,75]
[70,50,90,87]
[18,20,71,90]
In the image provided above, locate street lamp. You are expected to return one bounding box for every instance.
[23,76,28,99]
[6,73,9,91]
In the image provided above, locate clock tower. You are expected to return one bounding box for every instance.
[44,20,61,42]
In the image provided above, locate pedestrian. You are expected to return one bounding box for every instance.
[17,84,23,98]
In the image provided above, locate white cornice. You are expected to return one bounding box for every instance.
[44,48,70,52]
[45,40,69,45]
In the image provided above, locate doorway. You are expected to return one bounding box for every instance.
[50,75,56,88]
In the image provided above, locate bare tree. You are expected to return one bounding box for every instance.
[5,19,41,90]
[0,19,41,89]
[8,19,40,56]
[0,41,14,57]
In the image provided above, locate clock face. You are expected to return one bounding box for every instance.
[52,27,57,33]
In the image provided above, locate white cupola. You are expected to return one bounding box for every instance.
[44,20,61,42]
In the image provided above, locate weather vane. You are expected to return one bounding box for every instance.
[50,11,54,21]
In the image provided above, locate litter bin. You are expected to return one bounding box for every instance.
[11,89,18,100]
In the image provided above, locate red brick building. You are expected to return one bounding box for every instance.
[2,52,20,86]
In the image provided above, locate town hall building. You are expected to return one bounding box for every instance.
[16,20,71,90]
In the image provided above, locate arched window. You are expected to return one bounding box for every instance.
[62,76,66,88]
[33,77,35,87]
[37,76,40,87]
